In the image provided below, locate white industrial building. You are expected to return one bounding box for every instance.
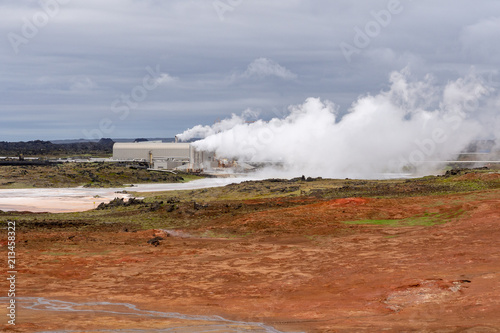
[112,141,216,171]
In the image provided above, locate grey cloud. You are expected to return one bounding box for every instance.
[460,17,500,63]
[0,0,499,140]
[242,58,298,80]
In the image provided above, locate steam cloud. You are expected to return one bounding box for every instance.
[177,69,499,178]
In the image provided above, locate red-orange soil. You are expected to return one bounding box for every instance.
[1,190,500,332]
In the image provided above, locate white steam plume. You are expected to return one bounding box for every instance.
[177,69,499,178]
[176,108,259,141]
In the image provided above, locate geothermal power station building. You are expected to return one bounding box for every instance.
[112,141,218,171]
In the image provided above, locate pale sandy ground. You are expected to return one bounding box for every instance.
[0,178,247,213]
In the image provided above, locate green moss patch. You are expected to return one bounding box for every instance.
[343,210,465,227]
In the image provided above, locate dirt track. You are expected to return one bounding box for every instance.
[1,186,500,332]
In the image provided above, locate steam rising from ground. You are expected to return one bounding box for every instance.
[177,69,499,178]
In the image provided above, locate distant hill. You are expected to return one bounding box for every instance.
[464,140,496,153]
[0,139,114,157]
[50,138,177,144]
[108,138,178,143]
[110,137,202,143]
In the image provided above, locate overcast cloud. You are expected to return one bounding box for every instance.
[1,0,499,141]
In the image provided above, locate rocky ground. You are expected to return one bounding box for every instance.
[0,163,200,188]
[1,170,499,332]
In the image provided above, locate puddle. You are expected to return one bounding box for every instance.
[0,178,248,213]
[1,297,299,333]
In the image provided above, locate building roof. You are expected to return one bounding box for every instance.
[113,142,191,150]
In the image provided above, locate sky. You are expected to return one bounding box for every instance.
[1,0,499,142]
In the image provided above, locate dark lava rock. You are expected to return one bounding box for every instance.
[149,201,163,211]
[147,236,164,247]
[194,202,208,210]
[167,197,180,204]
[96,197,145,210]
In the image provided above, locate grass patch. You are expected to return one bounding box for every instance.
[343,211,465,227]
[79,251,111,257]
[44,252,78,256]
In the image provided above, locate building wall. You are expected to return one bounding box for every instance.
[113,142,191,161]
[153,159,187,170]
[112,142,216,170]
